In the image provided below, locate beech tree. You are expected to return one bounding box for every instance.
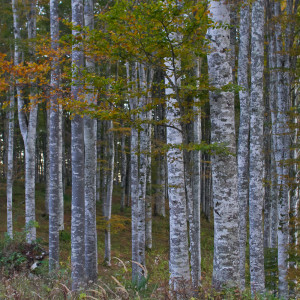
[248,0,265,294]
[237,0,250,289]
[1,0,299,297]
[71,0,85,289]
[84,0,98,281]
[207,0,240,288]
[49,0,60,271]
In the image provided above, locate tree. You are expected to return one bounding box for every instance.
[248,0,265,294]
[71,0,85,289]
[237,0,250,289]
[6,85,14,239]
[84,0,98,282]
[12,0,39,243]
[207,0,240,288]
[49,0,60,271]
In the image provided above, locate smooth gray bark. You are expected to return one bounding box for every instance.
[49,0,60,271]
[104,120,114,266]
[58,106,64,230]
[249,0,265,294]
[145,70,154,250]
[84,0,97,282]
[6,86,14,239]
[190,82,201,291]
[165,57,191,296]
[207,0,240,288]
[237,0,250,290]
[12,0,38,243]
[45,109,50,214]
[137,63,147,283]
[71,0,85,290]
[128,61,140,284]
[267,14,279,248]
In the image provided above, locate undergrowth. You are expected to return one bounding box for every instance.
[0,182,297,299]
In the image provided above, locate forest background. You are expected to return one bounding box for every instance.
[0,0,299,299]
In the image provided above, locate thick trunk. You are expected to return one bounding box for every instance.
[207,0,240,288]
[129,62,139,283]
[249,0,265,293]
[71,0,85,290]
[237,0,250,289]
[84,0,97,282]
[165,57,191,296]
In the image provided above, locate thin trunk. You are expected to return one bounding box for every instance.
[58,106,64,230]
[190,59,202,291]
[104,120,114,266]
[237,0,250,289]
[136,63,147,282]
[96,119,101,202]
[274,2,290,298]
[145,71,153,250]
[120,128,127,211]
[45,108,50,214]
[7,86,14,239]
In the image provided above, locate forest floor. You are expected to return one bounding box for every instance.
[0,181,282,299]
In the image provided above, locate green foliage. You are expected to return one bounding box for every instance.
[0,230,45,276]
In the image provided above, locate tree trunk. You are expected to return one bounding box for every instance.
[71,0,85,289]
[237,0,250,289]
[274,2,291,298]
[128,61,140,283]
[165,56,191,295]
[84,0,97,282]
[249,0,265,293]
[58,106,64,230]
[207,0,240,288]
[189,59,202,291]
[120,131,127,211]
[6,86,14,239]
[104,120,114,266]
[49,0,60,271]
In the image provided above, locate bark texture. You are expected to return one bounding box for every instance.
[237,0,250,290]
[84,0,97,282]
[165,57,191,296]
[71,0,85,289]
[249,0,265,294]
[207,0,240,288]
[49,0,60,271]
[6,87,14,238]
